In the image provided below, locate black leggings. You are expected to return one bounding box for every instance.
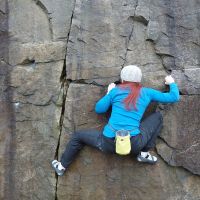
[60,112,163,168]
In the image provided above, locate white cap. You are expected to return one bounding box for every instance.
[120,65,142,82]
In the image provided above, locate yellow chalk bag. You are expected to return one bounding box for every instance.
[115,130,131,155]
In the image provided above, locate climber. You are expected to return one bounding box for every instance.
[51,65,180,176]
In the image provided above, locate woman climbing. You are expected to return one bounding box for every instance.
[52,65,180,176]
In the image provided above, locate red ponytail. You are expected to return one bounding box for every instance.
[119,81,142,110]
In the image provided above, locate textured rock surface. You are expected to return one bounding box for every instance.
[57,84,200,200]
[62,83,107,132]
[57,149,200,200]
[172,69,200,94]
[0,0,72,199]
[65,0,167,87]
[157,96,200,175]
[1,0,200,199]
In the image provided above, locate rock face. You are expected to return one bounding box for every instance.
[0,0,200,200]
[57,84,200,200]
[157,96,200,175]
[0,0,73,199]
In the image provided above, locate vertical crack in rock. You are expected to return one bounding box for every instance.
[145,37,173,74]
[121,0,140,69]
[33,0,53,40]
[121,25,134,68]
[146,0,177,73]
[54,60,69,161]
[166,0,176,69]
[54,59,70,200]
[135,0,139,11]
[54,1,76,199]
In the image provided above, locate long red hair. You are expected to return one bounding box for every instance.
[119,81,142,110]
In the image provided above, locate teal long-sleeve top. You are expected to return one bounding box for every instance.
[95,83,180,138]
